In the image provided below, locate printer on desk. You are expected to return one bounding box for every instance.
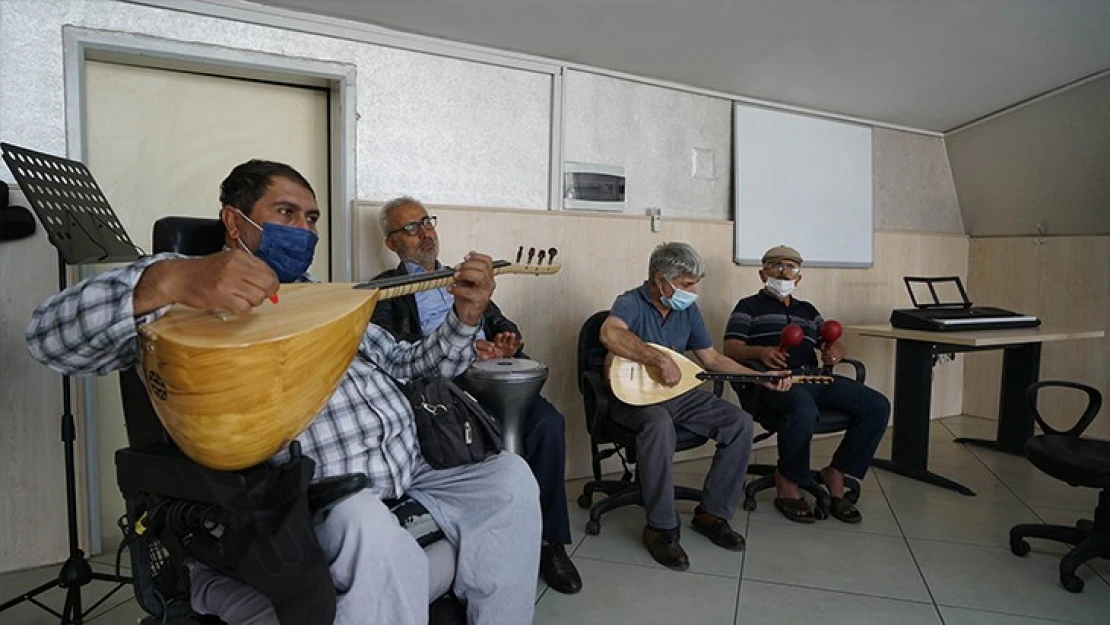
[890,276,1041,332]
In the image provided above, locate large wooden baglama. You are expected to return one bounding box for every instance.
[606,344,832,406]
[137,260,559,471]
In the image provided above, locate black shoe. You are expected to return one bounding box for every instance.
[691,506,746,551]
[642,525,690,571]
[540,544,583,594]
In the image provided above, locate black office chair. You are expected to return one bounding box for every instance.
[734,359,866,519]
[575,310,721,535]
[115,216,464,624]
[1009,380,1107,593]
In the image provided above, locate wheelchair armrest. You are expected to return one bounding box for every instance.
[116,446,254,504]
[116,446,369,523]
[308,474,369,523]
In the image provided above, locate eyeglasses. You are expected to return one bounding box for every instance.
[387,215,437,237]
[763,262,801,277]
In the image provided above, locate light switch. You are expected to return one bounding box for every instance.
[693,148,715,180]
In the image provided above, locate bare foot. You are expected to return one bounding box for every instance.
[774,469,802,499]
[820,466,846,499]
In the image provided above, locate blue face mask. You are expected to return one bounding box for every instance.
[237,210,318,283]
[661,280,698,311]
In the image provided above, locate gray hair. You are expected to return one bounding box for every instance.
[378,196,424,236]
[648,242,706,282]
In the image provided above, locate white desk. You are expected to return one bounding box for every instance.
[848,324,1104,495]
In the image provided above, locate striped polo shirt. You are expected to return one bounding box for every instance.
[725,289,825,369]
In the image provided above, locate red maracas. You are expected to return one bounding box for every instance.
[779,324,805,354]
[819,319,843,347]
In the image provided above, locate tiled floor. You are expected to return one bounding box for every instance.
[2,415,1108,624]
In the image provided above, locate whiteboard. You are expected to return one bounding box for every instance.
[733,103,873,267]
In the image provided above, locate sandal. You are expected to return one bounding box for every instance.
[773,497,816,524]
[829,497,862,524]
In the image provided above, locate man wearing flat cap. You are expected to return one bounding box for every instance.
[722,245,890,525]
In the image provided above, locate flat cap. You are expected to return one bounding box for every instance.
[761,245,803,265]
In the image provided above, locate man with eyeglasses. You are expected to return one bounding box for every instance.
[370,196,583,595]
[722,245,890,525]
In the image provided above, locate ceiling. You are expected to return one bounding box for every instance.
[250,0,1110,132]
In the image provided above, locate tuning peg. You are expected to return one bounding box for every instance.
[548,247,557,265]
[515,245,524,263]
[527,247,535,264]
[536,249,546,265]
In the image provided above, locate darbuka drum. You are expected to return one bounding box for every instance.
[458,358,548,456]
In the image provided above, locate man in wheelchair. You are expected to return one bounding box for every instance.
[25,160,542,625]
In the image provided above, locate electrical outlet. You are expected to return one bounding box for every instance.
[651,213,662,232]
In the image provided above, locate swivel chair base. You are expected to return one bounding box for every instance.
[1010,490,1110,594]
[579,478,702,536]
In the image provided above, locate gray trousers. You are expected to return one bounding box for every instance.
[188,452,541,625]
[611,388,754,529]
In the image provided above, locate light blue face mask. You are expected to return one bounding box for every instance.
[661,280,698,311]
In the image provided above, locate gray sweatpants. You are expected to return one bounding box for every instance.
[611,388,754,529]
[188,452,541,625]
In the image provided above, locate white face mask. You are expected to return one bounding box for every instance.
[765,277,797,299]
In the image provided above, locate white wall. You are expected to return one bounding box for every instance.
[564,70,732,219]
[873,129,964,233]
[0,0,552,209]
[0,186,72,573]
[0,0,967,570]
[946,73,1110,236]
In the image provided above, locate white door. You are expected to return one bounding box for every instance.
[84,60,330,551]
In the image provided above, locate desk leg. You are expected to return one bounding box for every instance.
[953,342,1040,456]
[871,339,976,496]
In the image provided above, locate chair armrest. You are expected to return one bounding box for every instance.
[825,358,866,384]
[712,380,724,397]
[580,369,613,435]
[1026,380,1103,437]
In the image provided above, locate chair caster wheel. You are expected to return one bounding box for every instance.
[813,506,828,521]
[1061,573,1084,593]
[742,498,757,512]
[1010,538,1031,557]
[577,493,592,510]
[585,520,600,536]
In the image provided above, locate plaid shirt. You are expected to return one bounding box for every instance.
[25,253,480,498]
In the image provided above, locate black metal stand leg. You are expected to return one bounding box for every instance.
[871,459,976,496]
[954,343,1041,456]
[871,339,976,496]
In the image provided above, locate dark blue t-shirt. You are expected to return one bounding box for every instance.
[724,290,823,368]
[609,282,713,353]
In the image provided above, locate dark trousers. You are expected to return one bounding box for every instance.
[523,395,572,545]
[611,389,754,531]
[759,375,890,486]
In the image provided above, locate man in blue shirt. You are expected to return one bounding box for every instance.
[723,245,890,525]
[371,197,582,595]
[600,242,790,571]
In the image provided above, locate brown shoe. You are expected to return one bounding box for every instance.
[642,526,690,571]
[691,506,746,551]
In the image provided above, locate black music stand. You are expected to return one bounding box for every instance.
[0,143,139,623]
